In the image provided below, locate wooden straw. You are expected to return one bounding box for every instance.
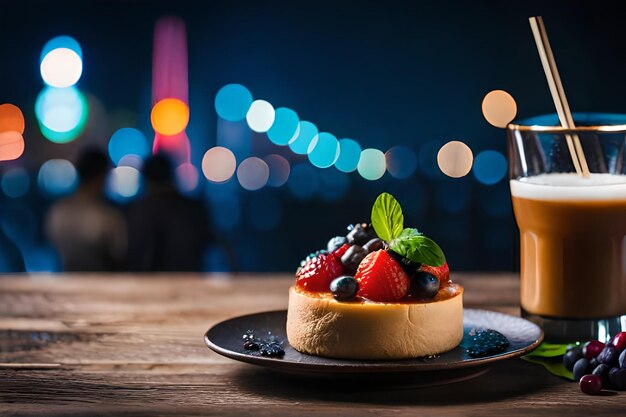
[529,16,590,177]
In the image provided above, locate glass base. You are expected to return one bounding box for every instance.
[521,309,626,343]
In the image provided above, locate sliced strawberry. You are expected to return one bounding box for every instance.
[296,253,344,292]
[355,250,410,302]
[331,243,351,260]
[420,262,450,285]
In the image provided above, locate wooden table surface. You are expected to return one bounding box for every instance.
[0,273,624,416]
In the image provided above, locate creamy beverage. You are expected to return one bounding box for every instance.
[511,173,626,318]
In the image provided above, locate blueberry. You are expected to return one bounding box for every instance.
[409,271,440,299]
[579,374,603,395]
[598,346,619,367]
[388,249,421,276]
[573,358,590,381]
[346,223,377,246]
[363,238,384,253]
[563,347,584,371]
[340,245,368,274]
[330,276,359,301]
[619,349,626,368]
[609,367,626,390]
[327,236,348,253]
[592,363,612,387]
[589,358,599,369]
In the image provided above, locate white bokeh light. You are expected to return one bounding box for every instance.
[40,48,83,88]
[246,100,275,133]
[202,147,237,183]
[108,166,141,198]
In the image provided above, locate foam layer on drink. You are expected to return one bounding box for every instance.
[510,173,626,201]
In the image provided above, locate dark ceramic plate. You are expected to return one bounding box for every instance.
[205,309,543,386]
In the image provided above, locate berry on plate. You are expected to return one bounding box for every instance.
[355,250,410,302]
[296,253,344,292]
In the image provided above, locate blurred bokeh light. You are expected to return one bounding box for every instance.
[202,146,237,183]
[482,90,517,128]
[357,148,386,180]
[0,131,25,161]
[108,128,150,166]
[35,86,88,143]
[385,145,418,179]
[237,157,269,190]
[264,154,290,187]
[267,107,299,145]
[334,138,361,173]
[214,84,253,122]
[175,162,199,193]
[308,132,339,168]
[437,141,473,178]
[151,98,189,135]
[1,167,30,198]
[288,121,318,155]
[40,36,83,88]
[0,103,25,134]
[472,150,507,185]
[106,166,142,202]
[37,159,78,197]
[246,100,275,133]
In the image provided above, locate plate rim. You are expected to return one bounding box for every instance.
[204,308,544,374]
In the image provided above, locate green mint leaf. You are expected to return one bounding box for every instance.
[522,356,574,381]
[371,193,404,242]
[389,231,446,266]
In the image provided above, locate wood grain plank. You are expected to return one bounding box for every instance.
[1,273,623,415]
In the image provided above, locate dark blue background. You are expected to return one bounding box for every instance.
[1,0,625,272]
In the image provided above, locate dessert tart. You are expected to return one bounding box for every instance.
[286,193,463,360]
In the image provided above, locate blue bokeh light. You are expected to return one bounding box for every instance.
[386,145,418,179]
[214,84,253,122]
[40,35,83,61]
[35,86,88,143]
[1,168,30,198]
[308,132,339,168]
[37,159,78,197]
[246,193,282,231]
[287,163,319,200]
[23,245,61,273]
[335,139,361,173]
[288,121,318,155]
[473,150,508,185]
[267,107,299,146]
[108,128,150,166]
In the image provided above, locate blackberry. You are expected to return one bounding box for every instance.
[466,328,510,358]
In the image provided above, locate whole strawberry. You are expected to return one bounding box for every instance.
[296,253,344,292]
[355,250,410,302]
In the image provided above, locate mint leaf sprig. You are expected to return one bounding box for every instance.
[370,193,446,267]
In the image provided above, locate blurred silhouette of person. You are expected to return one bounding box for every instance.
[127,154,212,271]
[46,148,126,271]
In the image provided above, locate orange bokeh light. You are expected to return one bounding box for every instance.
[0,103,25,134]
[150,98,189,136]
[0,131,25,161]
